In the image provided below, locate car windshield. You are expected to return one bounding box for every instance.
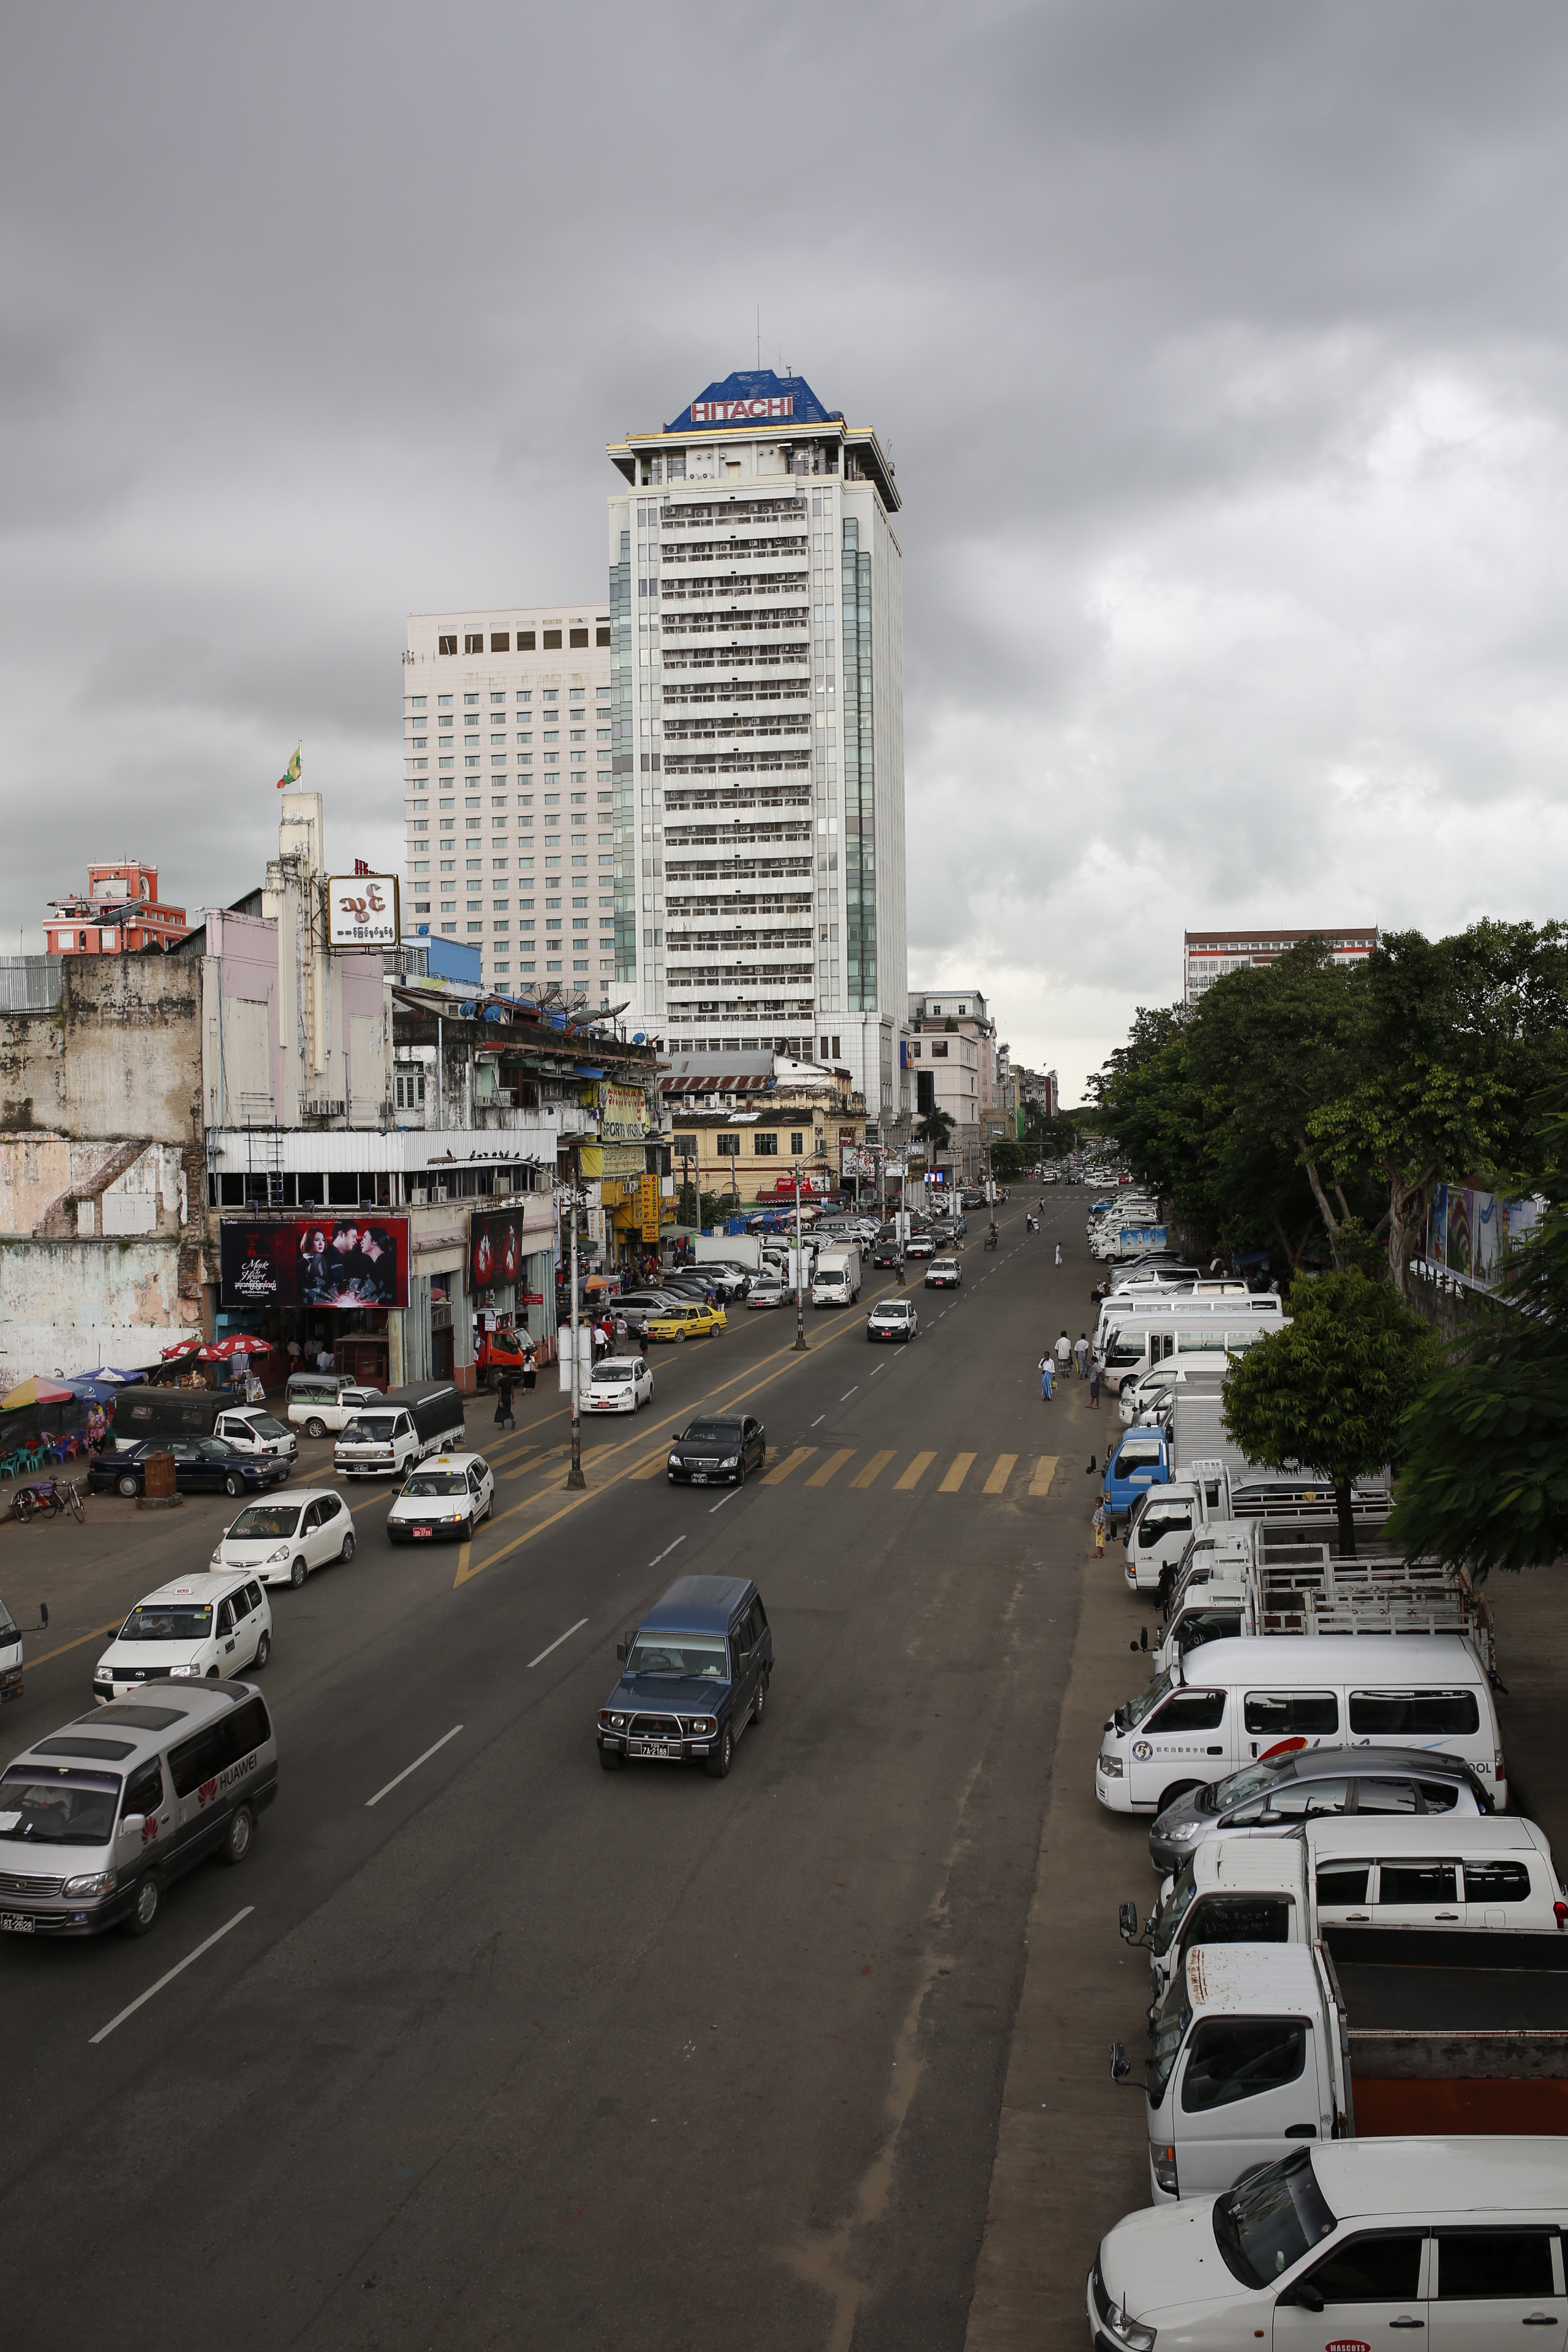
[1213,2149,1337,2288]
[0,1766,123,1845]
[593,1365,635,1382]
[680,1423,740,1446]
[240,1414,289,1438]
[344,1415,397,1441]
[0,1596,17,1645]
[227,1504,302,1541]
[626,1631,729,1679]
[1151,1857,1200,1958]
[1208,1757,1292,1814]
[1147,1969,1192,2103]
[402,1471,467,1497]
[1124,1669,1174,1730]
[118,1602,213,1642]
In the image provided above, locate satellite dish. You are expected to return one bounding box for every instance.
[632,1031,646,1044]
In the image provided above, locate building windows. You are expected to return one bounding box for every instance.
[464,633,484,654]
[716,1135,740,1158]
[439,635,457,655]
[395,1068,425,1109]
[753,1133,778,1156]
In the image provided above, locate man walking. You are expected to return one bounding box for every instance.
[494,1370,516,1432]
[1074,1331,1090,1378]
[1088,1363,1101,1409]
[1055,1329,1071,1382]
[1054,1241,1063,1267]
[1039,1351,1055,1402]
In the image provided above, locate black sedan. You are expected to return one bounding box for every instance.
[666,1415,766,1487]
[871,1240,902,1268]
[90,1438,292,1502]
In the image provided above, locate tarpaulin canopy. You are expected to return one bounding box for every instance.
[0,1376,75,1411]
[62,1374,124,1404]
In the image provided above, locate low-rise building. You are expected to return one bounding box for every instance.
[662,1051,866,1212]
[45,859,193,956]
[1183,926,1378,1008]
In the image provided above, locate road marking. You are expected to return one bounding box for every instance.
[984,1452,1018,1494]
[810,1414,825,1427]
[869,1363,883,1374]
[709,1488,741,1513]
[1030,1455,1059,1496]
[648,1536,687,1568]
[939,1452,976,1493]
[456,1537,471,1578]
[839,1386,858,1401]
[807,1448,855,1488]
[630,1452,668,1481]
[365,1723,464,1809]
[90,1907,253,2046]
[26,1618,122,1670]
[895,1451,937,1491]
[527,1617,587,1670]
[761,1446,816,1487]
[851,1449,895,1489]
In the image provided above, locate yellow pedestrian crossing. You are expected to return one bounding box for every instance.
[631,1451,668,1481]
[761,1446,816,1487]
[938,1452,976,1493]
[806,1447,856,1488]
[1030,1455,1059,1496]
[984,1452,1017,1494]
[895,1450,937,1491]
[851,1449,896,1490]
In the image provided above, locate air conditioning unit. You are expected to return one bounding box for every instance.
[303,1098,346,1121]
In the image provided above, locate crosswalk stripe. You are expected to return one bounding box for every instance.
[984,1452,1017,1494]
[1030,1455,1058,1496]
[806,1447,856,1488]
[851,1449,895,1490]
[895,1450,937,1491]
[939,1452,976,1493]
[762,1446,816,1487]
[631,1453,668,1482]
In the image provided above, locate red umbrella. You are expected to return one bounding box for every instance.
[198,1335,273,1360]
[160,1338,203,1360]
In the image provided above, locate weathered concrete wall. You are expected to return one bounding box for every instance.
[0,951,202,1142]
[0,1235,197,1384]
[0,1136,184,1239]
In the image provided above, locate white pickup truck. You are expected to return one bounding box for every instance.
[1153,1543,1496,1678]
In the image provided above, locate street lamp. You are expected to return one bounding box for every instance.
[564,1167,586,1490]
[792,1153,809,1352]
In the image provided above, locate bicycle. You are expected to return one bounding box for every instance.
[9,1476,85,1524]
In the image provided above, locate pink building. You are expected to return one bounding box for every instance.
[46,861,192,956]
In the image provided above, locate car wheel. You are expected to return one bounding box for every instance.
[124,1872,161,1937]
[116,1473,140,1499]
[221,1804,255,1866]
[224,1472,243,1497]
[305,1417,326,1441]
[459,1517,473,1542]
[338,1530,355,1564]
[289,1555,307,1589]
[674,1330,686,1343]
[252,1629,271,1670]
[734,1461,745,1487]
[704,1722,733,1780]
[599,1743,624,1771]
[1158,1781,1200,1817]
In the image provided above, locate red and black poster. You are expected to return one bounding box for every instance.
[469,1207,526,1295]
[219,1216,411,1310]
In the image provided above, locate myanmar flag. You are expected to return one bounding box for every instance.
[276,744,301,790]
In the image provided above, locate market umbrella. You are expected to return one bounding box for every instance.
[198,1335,273,1360]
[160,1338,203,1360]
[64,1374,122,1404]
[0,1376,75,1410]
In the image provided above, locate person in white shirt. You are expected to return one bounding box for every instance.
[1055,1330,1071,1376]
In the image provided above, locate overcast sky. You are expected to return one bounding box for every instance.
[6,2,1568,1101]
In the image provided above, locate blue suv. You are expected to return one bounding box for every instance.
[597,1574,773,1781]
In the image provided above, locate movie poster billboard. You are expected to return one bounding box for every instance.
[470,1206,527,1295]
[219,1216,410,1310]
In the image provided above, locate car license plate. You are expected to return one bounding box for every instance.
[692,1473,708,1484]
[0,1912,36,1934]
[412,1526,433,1539]
[636,1741,676,1760]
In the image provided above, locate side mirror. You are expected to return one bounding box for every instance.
[1118,1900,1139,1943]
[1109,2041,1133,2084]
[1283,2282,1324,2313]
[119,1812,145,1840]
[616,1644,626,1662]
[38,1602,48,1631]
[672,1432,682,1443]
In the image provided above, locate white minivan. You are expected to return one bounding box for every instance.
[1094,1632,1504,1821]
[92,1572,273,1699]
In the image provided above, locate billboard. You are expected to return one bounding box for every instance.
[219,1216,410,1310]
[327,874,400,947]
[469,1207,529,1295]
[600,1084,651,1144]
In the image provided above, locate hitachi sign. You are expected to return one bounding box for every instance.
[689,394,795,423]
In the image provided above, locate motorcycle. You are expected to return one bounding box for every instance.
[984,1227,999,1251]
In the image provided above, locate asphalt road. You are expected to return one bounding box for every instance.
[1,1195,1101,2352]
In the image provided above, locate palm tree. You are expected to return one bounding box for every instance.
[913,1108,957,1201]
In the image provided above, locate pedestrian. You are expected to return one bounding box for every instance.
[494,1371,516,1431]
[1054,1242,1063,1266]
[1088,1363,1101,1408]
[521,1344,537,1396]
[1039,1351,1055,1401]
[1093,1501,1108,1557]
[1055,1328,1071,1379]
[1075,1332,1090,1378]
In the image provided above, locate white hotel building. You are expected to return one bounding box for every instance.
[603,370,910,1139]
[402,606,617,1004]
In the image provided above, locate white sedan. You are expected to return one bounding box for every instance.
[211,1488,359,1588]
[587,1355,654,1412]
[386,1453,496,1543]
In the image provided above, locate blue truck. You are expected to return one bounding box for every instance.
[1102,1426,1172,1525]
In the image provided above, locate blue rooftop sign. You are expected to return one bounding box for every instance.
[664,369,836,434]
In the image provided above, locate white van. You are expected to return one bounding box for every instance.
[285,1375,382,1439]
[1093,1632,1504,1820]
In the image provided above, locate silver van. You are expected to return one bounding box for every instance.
[0,1681,277,1937]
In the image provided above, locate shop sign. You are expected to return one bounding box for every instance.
[638,1173,662,1242]
[469,1207,530,1292]
[326,874,400,947]
[579,1142,648,1178]
[219,1216,410,1310]
[600,1084,652,1144]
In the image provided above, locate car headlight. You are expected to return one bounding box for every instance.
[668,1453,680,1468]
[719,1456,739,1469]
[168,1663,199,1678]
[266,1545,290,1563]
[1097,1753,1124,1777]
[1164,1819,1202,1844]
[686,1716,715,1735]
[209,1547,225,1566]
[94,1667,113,1681]
[62,1871,117,1899]
[1102,2294,1157,2349]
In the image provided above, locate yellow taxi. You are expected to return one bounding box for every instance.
[643,1300,724,1343]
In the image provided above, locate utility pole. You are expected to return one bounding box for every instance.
[793,1155,809,1351]
[566,1159,585,1487]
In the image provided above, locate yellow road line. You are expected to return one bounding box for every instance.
[630,1453,668,1482]
[806,1447,856,1488]
[984,1452,1017,1495]
[23,1619,122,1669]
[938,1452,976,1494]
[1030,1455,1059,1496]
[850,1449,895,1490]
[895,1450,937,1492]
[761,1446,816,1487]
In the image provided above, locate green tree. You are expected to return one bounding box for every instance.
[1221,1272,1437,1557]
